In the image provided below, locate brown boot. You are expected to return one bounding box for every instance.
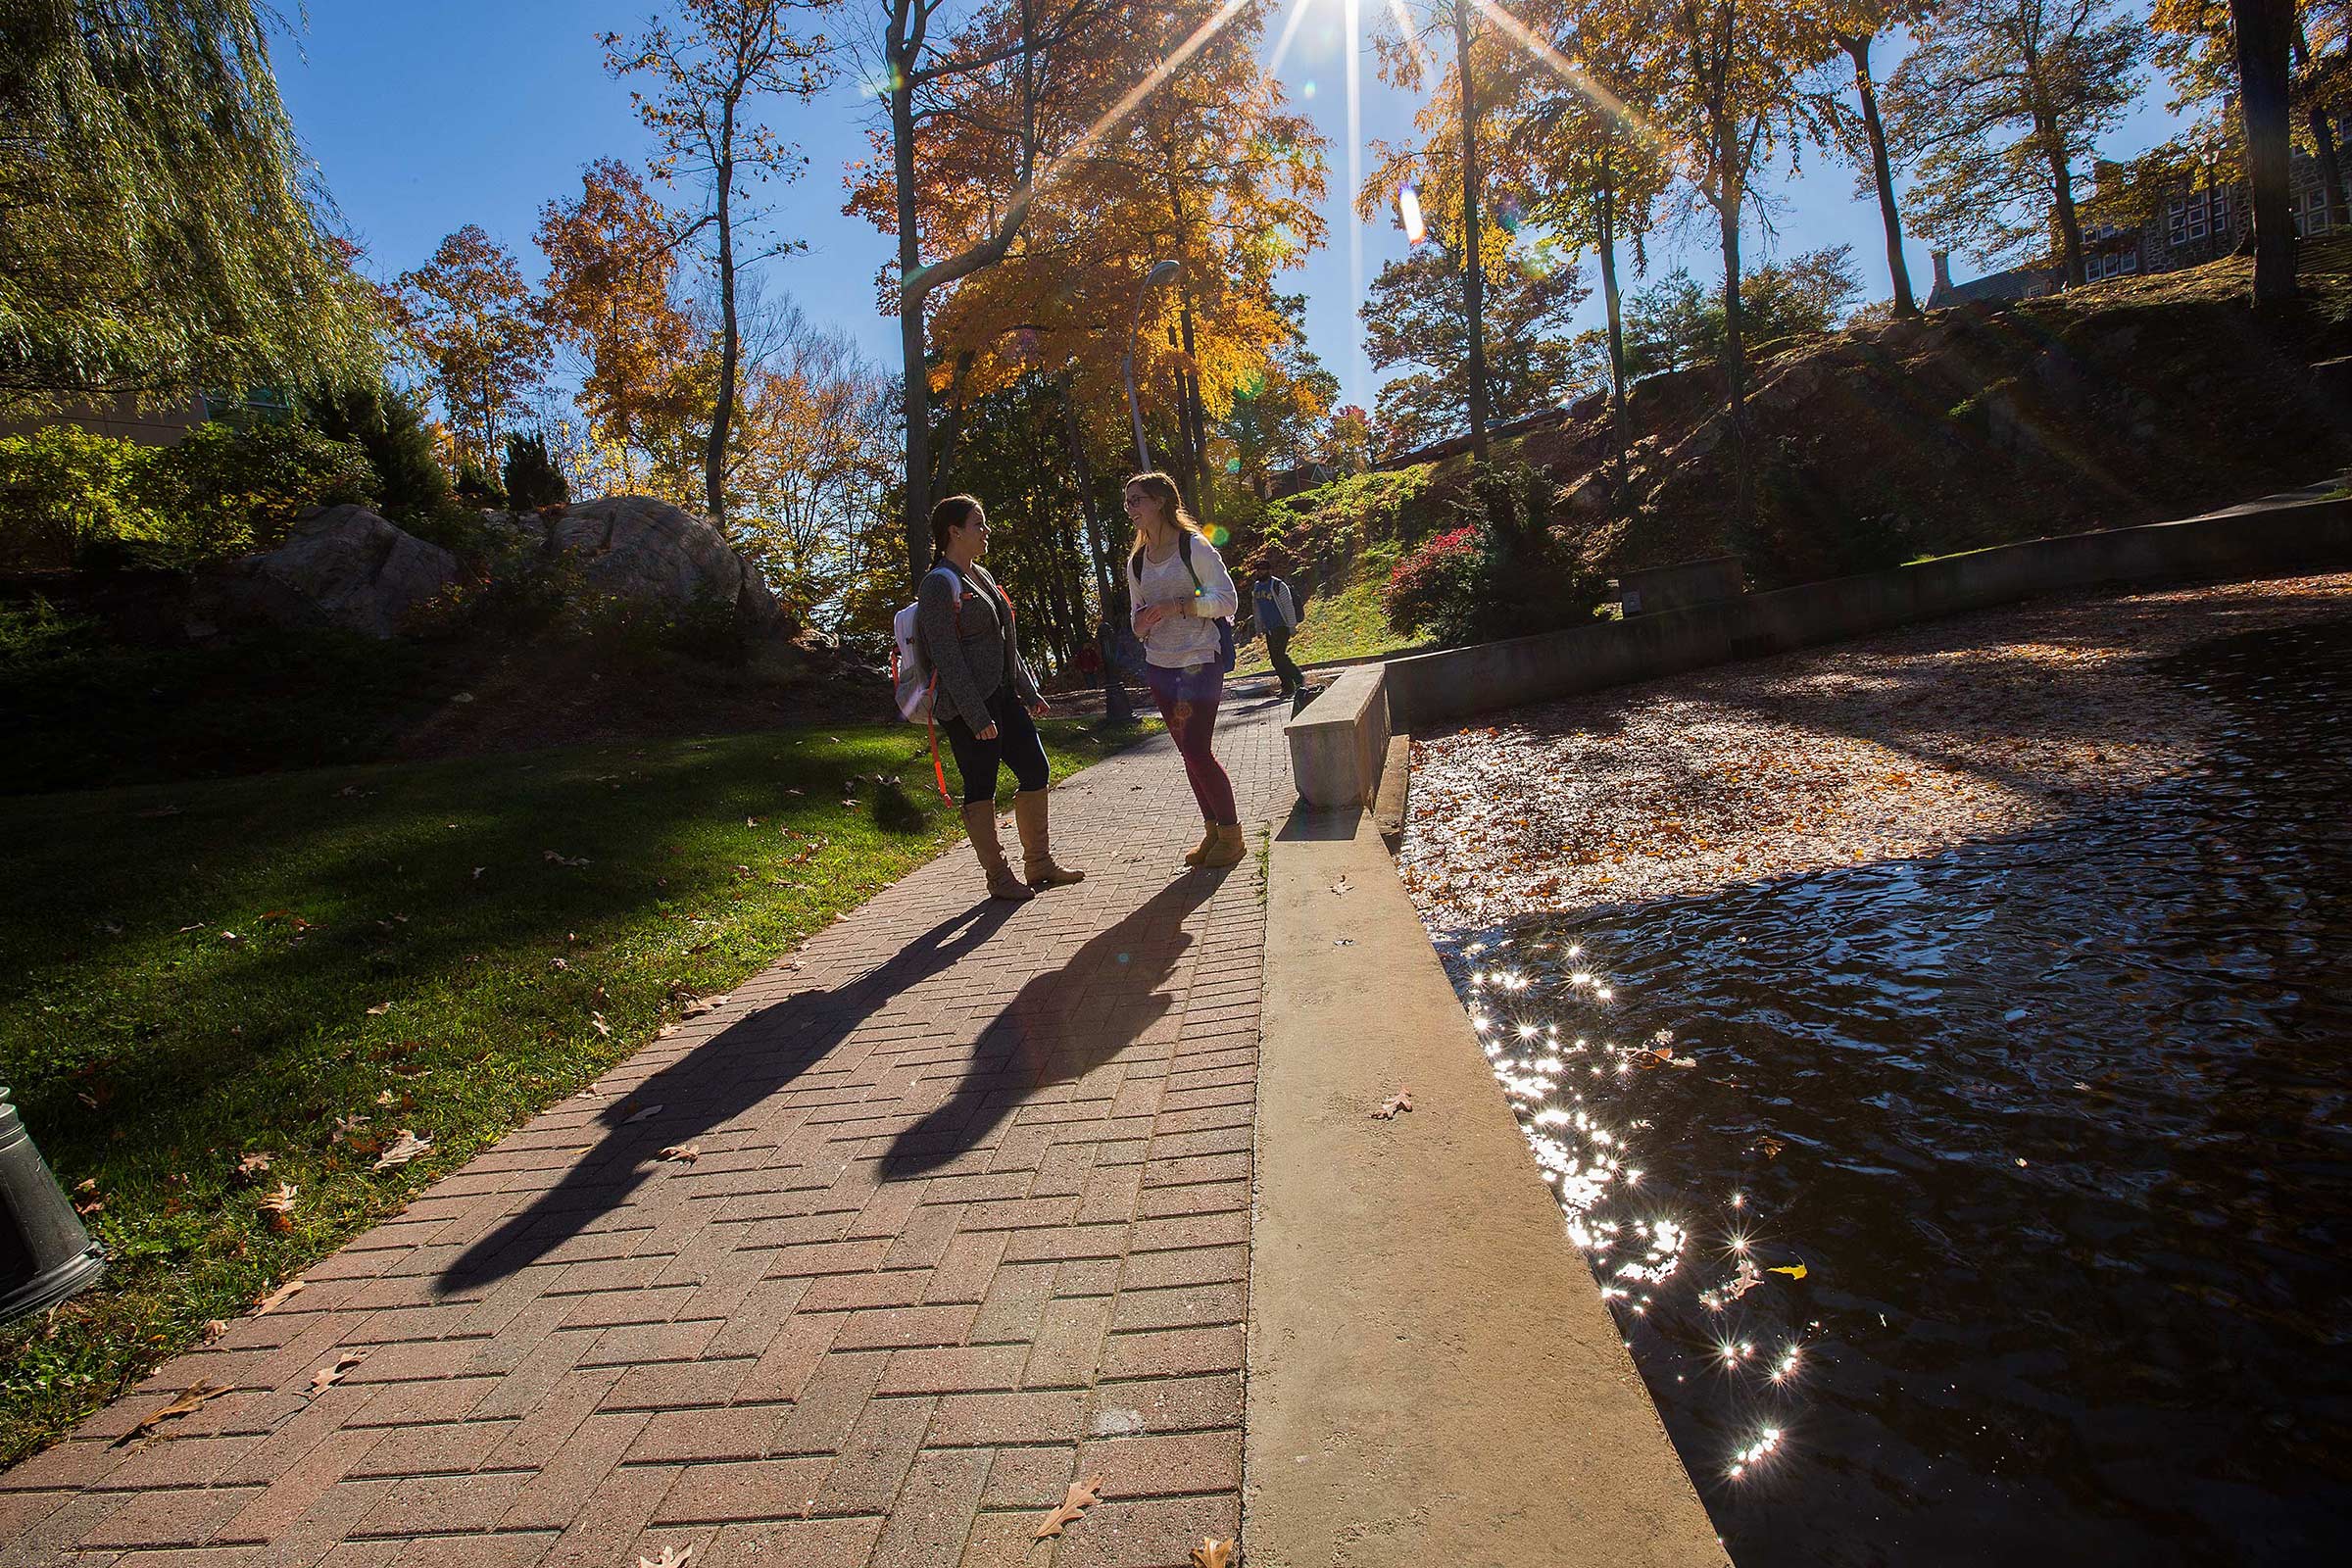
[962,802,1034,902]
[1197,821,1247,868]
[1012,790,1084,888]
[1181,817,1219,866]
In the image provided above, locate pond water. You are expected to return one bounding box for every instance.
[1432,616,2352,1566]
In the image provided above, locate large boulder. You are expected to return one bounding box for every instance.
[551,496,794,639]
[192,505,457,639]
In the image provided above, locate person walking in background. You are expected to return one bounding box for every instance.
[1249,551,1306,698]
[1125,470,1247,869]
[918,494,1084,902]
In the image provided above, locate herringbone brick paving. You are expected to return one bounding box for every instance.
[0,692,1298,1568]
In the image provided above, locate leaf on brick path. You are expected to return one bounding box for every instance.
[1032,1474,1106,1539]
[1769,1262,1808,1280]
[366,1001,391,1015]
[202,1319,229,1345]
[622,1103,665,1125]
[257,1181,298,1231]
[1331,875,1352,896]
[371,1130,432,1172]
[1371,1090,1415,1120]
[254,1278,306,1314]
[637,1542,695,1567]
[1192,1539,1236,1568]
[116,1380,228,1445]
[306,1351,367,1398]
[657,1144,700,1164]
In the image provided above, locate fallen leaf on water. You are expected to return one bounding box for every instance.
[1192,1540,1236,1568]
[637,1548,693,1568]
[116,1380,227,1445]
[1371,1091,1414,1120]
[257,1182,299,1230]
[254,1279,306,1314]
[622,1103,664,1125]
[1033,1474,1106,1540]
[306,1351,366,1398]
[1756,1136,1786,1160]
[657,1145,700,1164]
[1768,1263,1808,1281]
[1705,1257,1765,1310]
[371,1131,431,1172]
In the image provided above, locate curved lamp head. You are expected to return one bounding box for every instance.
[1146,259,1183,286]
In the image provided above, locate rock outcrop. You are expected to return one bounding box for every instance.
[193,505,457,639]
[550,495,795,640]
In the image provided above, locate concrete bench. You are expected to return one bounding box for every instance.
[1284,663,1389,808]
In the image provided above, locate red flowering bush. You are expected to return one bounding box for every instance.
[1384,524,1480,638]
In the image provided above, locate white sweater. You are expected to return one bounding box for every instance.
[1128,533,1240,670]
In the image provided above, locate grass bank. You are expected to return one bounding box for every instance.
[0,716,1143,1467]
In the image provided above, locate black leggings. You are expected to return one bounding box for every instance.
[942,688,1050,805]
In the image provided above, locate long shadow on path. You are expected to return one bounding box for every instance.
[879,871,1227,1178]
[437,897,1020,1295]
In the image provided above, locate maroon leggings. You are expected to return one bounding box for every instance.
[1144,662,1239,826]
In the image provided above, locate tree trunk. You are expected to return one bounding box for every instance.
[1845,33,1917,318]
[1453,2,1489,459]
[1716,175,1746,424]
[2295,24,2349,226]
[890,39,932,588]
[2031,99,2087,287]
[2234,0,2300,301]
[931,350,974,498]
[1596,174,1627,496]
[707,102,740,527]
[1178,296,1210,499]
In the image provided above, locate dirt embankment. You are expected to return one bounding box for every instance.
[1518,244,2352,587]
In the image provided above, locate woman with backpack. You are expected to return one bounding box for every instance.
[1125,470,1246,869]
[917,494,1083,902]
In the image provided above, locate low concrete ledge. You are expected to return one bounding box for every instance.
[1386,489,2352,732]
[1284,663,1390,808]
[1249,805,1727,1567]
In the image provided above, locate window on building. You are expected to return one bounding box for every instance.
[2121,249,2138,272]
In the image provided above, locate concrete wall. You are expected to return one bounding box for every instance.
[1615,554,1744,616]
[1385,492,2352,733]
[1284,663,1390,808]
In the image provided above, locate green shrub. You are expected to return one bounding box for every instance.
[574,590,746,666]
[454,457,507,508]
[145,421,378,562]
[299,378,449,519]
[0,426,163,570]
[501,431,569,510]
[1383,461,1605,646]
[0,596,89,675]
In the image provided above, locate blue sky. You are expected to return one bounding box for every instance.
[276,1,2186,417]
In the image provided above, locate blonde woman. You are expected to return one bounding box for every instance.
[1124,471,1245,868]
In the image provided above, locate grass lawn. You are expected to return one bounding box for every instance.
[0,716,1145,1466]
[1234,542,1426,676]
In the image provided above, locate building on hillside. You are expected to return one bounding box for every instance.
[0,387,291,449]
[1924,148,2341,309]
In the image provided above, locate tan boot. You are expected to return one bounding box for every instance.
[1181,816,1219,867]
[1197,821,1247,868]
[1013,790,1084,888]
[962,802,1034,902]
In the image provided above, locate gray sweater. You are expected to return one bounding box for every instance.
[916,562,1041,728]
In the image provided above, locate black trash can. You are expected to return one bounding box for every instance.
[0,1085,105,1322]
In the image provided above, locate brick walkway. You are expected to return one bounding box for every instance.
[1,697,1299,1568]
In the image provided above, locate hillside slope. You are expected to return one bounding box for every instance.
[1259,242,2352,648]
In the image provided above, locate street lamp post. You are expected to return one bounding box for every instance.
[0,1084,105,1322]
[1124,259,1183,472]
